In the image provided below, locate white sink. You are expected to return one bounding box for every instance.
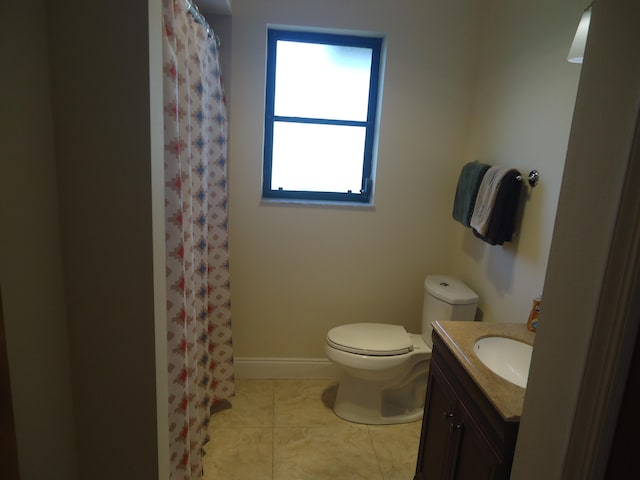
[473,336,533,388]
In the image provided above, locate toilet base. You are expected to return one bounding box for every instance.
[332,362,429,425]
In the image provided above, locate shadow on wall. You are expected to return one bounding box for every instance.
[458,178,547,297]
[459,225,519,296]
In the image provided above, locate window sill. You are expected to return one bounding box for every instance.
[260,197,376,210]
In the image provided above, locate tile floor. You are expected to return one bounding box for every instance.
[204,379,422,480]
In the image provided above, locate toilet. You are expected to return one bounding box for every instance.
[325,275,479,425]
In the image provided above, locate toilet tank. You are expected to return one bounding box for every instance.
[422,275,479,346]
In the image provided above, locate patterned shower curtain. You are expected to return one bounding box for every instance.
[162,1,235,478]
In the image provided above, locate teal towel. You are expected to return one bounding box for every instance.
[452,161,491,227]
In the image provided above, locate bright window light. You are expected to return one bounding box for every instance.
[263,29,384,203]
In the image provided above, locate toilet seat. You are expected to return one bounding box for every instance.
[327,323,413,356]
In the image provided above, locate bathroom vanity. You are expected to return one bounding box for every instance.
[414,321,534,480]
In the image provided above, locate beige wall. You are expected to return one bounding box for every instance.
[513,0,640,476]
[46,1,160,478]
[148,0,170,477]
[450,0,584,324]
[0,1,78,478]
[227,0,484,358]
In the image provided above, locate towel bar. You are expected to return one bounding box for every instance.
[517,170,539,187]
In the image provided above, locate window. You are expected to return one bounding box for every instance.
[263,29,383,204]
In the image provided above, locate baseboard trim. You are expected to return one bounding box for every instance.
[234,357,339,380]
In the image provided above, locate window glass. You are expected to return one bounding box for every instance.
[271,122,366,192]
[274,41,373,122]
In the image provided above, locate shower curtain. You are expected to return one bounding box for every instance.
[162,1,234,478]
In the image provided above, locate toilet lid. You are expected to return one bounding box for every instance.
[326,323,413,356]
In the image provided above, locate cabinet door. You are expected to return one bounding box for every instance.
[449,400,505,480]
[415,361,458,480]
[415,333,517,480]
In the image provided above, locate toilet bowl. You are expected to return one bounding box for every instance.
[325,275,479,425]
[325,325,430,424]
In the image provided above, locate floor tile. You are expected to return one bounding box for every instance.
[203,427,273,480]
[204,379,426,480]
[273,425,383,480]
[274,379,348,428]
[209,379,274,428]
[368,421,422,480]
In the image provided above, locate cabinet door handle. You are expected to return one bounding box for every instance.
[448,423,464,480]
[448,422,463,432]
[442,411,454,419]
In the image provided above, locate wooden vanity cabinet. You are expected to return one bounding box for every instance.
[414,332,519,480]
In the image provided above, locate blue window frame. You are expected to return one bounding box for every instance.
[263,28,383,203]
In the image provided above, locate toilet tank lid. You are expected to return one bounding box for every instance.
[425,275,479,305]
[327,323,413,356]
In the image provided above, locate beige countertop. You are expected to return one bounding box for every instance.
[432,320,535,422]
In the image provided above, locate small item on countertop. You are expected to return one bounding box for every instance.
[527,295,541,332]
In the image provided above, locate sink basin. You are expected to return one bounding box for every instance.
[473,336,533,388]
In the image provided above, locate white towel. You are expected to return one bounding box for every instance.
[470,166,512,236]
